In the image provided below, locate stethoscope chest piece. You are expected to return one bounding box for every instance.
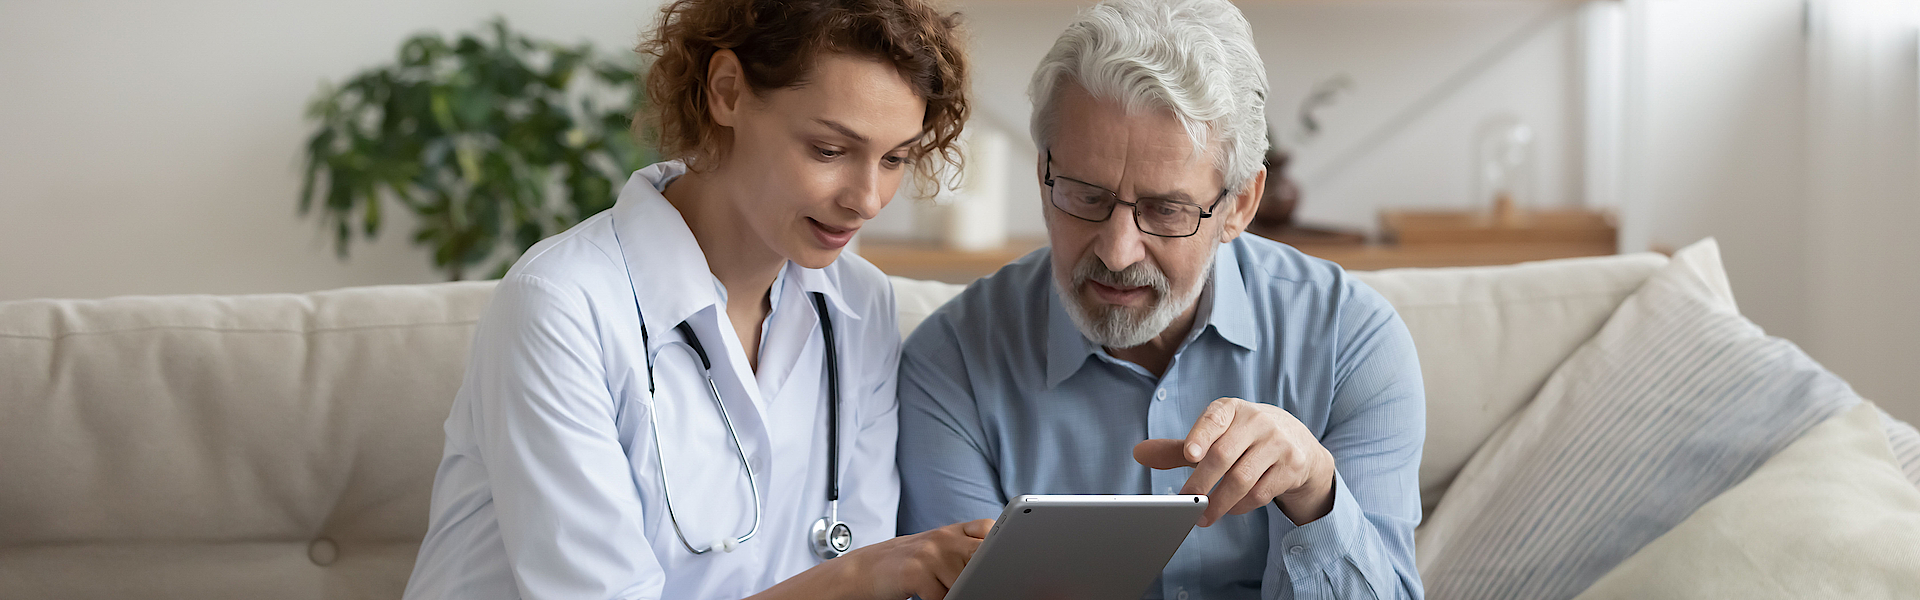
[810,515,853,559]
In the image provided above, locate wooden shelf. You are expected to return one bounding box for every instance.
[1291,240,1615,271]
[855,238,1047,284]
[1381,208,1617,245]
[858,208,1619,282]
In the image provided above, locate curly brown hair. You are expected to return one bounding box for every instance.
[639,0,970,185]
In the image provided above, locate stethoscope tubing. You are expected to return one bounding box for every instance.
[613,210,846,558]
[649,323,765,555]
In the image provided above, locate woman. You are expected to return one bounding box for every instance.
[402,1,987,598]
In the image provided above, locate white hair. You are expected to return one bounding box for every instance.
[1028,0,1269,194]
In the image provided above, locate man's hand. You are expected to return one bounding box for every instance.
[1133,397,1336,527]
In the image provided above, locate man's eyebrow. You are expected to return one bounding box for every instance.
[1136,189,1196,203]
[815,118,919,150]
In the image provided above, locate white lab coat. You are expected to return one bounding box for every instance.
[404,162,903,600]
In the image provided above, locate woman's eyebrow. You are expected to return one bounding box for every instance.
[814,119,869,144]
[815,118,919,150]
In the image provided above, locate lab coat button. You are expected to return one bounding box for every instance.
[308,538,339,566]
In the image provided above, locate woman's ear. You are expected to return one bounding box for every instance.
[706,49,746,128]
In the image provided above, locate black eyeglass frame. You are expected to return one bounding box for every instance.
[1042,150,1230,238]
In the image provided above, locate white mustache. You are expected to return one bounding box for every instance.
[1073,256,1169,296]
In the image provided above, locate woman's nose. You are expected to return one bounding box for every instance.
[843,166,889,220]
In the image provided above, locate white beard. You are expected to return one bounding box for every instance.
[1054,252,1212,349]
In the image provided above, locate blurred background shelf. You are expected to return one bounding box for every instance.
[857,238,1047,284]
[860,208,1618,282]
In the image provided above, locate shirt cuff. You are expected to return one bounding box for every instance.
[1265,470,1386,599]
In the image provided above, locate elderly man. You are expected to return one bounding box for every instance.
[895,0,1424,598]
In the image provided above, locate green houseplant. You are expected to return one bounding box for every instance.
[301,18,655,280]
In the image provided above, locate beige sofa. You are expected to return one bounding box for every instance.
[0,251,1672,598]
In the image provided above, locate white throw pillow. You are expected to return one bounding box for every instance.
[1571,401,1920,599]
[1417,239,1865,600]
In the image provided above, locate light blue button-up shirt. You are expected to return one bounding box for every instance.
[897,235,1424,600]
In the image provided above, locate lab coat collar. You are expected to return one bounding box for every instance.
[610,161,864,339]
[1042,242,1256,388]
[788,262,863,324]
[609,161,720,339]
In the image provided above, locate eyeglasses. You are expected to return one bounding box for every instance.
[1044,150,1228,238]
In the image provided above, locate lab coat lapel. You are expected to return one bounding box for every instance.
[753,263,864,408]
[610,162,774,480]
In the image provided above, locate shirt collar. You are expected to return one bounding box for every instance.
[786,260,863,323]
[1044,274,1095,389]
[1206,240,1259,351]
[1042,242,1258,389]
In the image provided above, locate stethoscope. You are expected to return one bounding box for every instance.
[620,240,852,560]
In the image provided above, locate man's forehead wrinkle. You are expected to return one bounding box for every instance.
[1055,88,1216,195]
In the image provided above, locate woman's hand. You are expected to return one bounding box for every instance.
[856,519,998,596]
[750,518,993,600]
[843,519,994,600]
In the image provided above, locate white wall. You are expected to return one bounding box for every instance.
[1622,0,1812,343]
[865,0,1590,241]
[1252,1,1586,229]
[0,0,666,301]
[3,0,1586,298]
[1621,0,1920,424]
[1802,0,1920,423]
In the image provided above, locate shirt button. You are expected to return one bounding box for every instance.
[1176,590,1189,600]
[1155,389,1168,400]
[1288,545,1305,556]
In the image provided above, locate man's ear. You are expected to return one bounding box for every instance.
[706,49,746,128]
[1220,167,1266,243]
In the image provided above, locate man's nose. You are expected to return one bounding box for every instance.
[1093,204,1148,272]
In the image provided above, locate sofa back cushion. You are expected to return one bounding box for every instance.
[1353,253,1667,514]
[0,282,494,600]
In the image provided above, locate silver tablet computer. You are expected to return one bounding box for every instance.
[946,494,1207,600]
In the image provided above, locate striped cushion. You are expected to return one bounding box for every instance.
[1884,411,1920,487]
[1416,240,1864,600]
